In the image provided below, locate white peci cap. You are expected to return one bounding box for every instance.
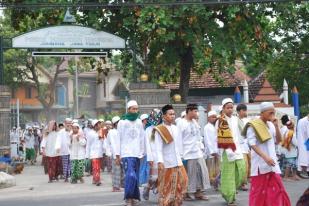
[72,123,80,128]
[222,98,234,106]
[112,116,121,124]
[92,119,99,127]
[208,110,217,117]
[260,102,275,112]
[127,100,138,109]
[181,111,186,118]
[140,114,149,121]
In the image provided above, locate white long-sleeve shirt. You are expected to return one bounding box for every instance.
[116,119,145,158]
[55,128,71,156]
[177,118,203,160]
[10,131,19,143]
[237,117,250,154]
[106,128,120,159]
[280,126,298,158]
[297,116,309,170]
[155,123,183,168]
[203,122,218,157]
[24,132,35,149]
[86,129,104,159]
[215,115,244,161]
[145,126,157,163]
[70,132,86,160]
[247,121,281,176]
[41,131,58,157]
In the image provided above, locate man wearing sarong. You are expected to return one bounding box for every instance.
[70,123,86,184]
[55,118,72,182]
[41,121,60,183]
[116,100,145,206]
[155,104,188,206]
[143,109,162,200]
[204,110,220,190]
[297,114,309,179]
[244,102,291,206]
[86,120,105,186]
[139,113,150,187]
[106,116,122,192]
[24,127,36,165]
[236,103,250,191]
[177,103,210,201]
[217,98,246,206]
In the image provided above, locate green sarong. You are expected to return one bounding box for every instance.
[71,159,85,181]
[220,151,246,204]
[26,148,35,161]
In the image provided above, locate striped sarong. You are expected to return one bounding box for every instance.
[122,157,140,200]
[220,151,246,204]
[61,155,71,179]
[112,158,122,188]
[186,158,211,193]
[158,166,188,206]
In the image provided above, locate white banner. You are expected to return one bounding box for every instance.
[12,25,126,49]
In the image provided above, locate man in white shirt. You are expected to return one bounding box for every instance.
[203,110,220,190]
[297,114,309,179]
[86,120,105,186]
[245,102,290,206]
[116,100,145,206]
[155,104,188,206]
[41,121,60,183]
[24,127,35,165]
[178,104,210,200]
[236,103,250,191]
[55,118,72,182]
[217,98,245,206]
[10,127,20,158]
[106,116,121,192]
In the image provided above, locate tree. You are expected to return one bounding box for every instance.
[266,2,309,115]
[80,2,277,102]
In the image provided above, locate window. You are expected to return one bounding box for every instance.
[56,86,66,106]
[25,87,32,99]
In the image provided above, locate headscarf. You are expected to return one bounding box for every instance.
[47,120,57,132]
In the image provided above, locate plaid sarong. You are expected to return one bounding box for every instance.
[186,158,211,193]
[112,158,122,188]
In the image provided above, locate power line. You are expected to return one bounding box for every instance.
[0,0,302,10]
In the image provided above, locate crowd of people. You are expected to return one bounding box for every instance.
[6,98,309,206]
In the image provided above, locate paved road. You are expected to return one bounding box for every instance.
[0,163,308,206]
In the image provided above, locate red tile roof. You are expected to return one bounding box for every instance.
[163,69,248,89]
[248,72,281,102]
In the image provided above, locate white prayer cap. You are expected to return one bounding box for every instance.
[72,119,78,124]
[65,118,72,122]
[222,98,234,106]
[260,102,275,112]
[208,110,217,117]
[127,100,138,109]
[98,118,104,122]
[181,111,186,118]
[92,119,100,127]
[112,116,121,124]
[140,114,149,121]
[105,120,112,125]
[72,123,80,128]
[12,126,16,129]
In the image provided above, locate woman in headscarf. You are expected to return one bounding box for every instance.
[41,121,61,183]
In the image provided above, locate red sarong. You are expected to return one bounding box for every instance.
[92,158,101,184]
[249,172,291,206]
[47,156,61,181]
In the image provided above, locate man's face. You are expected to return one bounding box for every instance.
[223,103,234,117]
[238,109,248,118]
[72,126,79,134]
[128,105,139,113]
[261,108,275,121]
[163,109,176,124]
[208,115,217,124]
[187,109,198,119]
[65,121,72,131]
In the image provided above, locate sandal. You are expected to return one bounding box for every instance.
[195,195,209,201]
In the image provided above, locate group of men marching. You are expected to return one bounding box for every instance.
[16,97,309,206]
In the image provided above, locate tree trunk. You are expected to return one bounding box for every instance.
[179,46,193,103]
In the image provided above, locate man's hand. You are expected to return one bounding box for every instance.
[211,153,219,158]
[56,149,60,154]
[272,118,279,128]
[158,162,165,171]
[264,156,275,166]
[149,161,154,167]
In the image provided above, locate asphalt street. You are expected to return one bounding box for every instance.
[0,163,308,206]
